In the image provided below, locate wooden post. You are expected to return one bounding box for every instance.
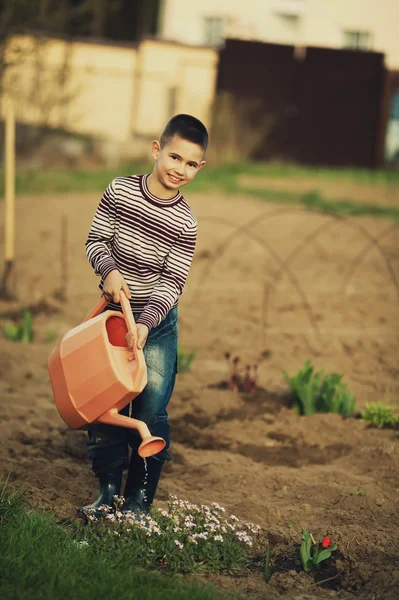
[0,97,16,299]
[61,214,68,302]
[54,214,68,302]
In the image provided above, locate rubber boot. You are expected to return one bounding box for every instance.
[122,454,164,514]
[79,469,123,519]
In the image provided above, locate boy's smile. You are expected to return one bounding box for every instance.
[148,135,206,199]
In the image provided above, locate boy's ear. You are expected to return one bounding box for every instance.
[151,140,161,160]
[199,160,206,170]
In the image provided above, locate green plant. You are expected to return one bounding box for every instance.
[283,360,323,415]
[283,359,356,417]
[264,545,271,583]
[2,308,34,343]
[45,330,57,343]
[318,373,356,417]
[178,344,196,373]
[300,530,337,572]
[84,495,262,575]
[361,402,399,428]
[350,486,366,497]
[0,474,25,523]
[1,488,233,600]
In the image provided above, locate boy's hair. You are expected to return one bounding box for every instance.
[160,114,208,152]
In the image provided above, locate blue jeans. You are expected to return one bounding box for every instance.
[87,307,178,475]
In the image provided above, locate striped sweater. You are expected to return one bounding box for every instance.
[85,174,197,331]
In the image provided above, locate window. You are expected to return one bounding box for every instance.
[390,92,399,122]
[343,30,371,51]
[274,0,304,18]
[203,16,224,47]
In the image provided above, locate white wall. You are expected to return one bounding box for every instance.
[302,0,399,69]
[158,0,399,68]
[158,0,279,46]
[1,36,218,148]
[133,40,218,138]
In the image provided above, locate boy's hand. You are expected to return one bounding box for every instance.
[125,324,149,361]
[102,270,131,303]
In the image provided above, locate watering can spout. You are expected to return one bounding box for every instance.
[96,408,166,458]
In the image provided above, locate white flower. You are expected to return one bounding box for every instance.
[214,535,224,543]
[105,514,116,522]
[235,530,253,546]
[211,502,225,512]
[74,540,89,548]
[174,540,184,549]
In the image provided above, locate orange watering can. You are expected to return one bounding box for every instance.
[48,291,165,458]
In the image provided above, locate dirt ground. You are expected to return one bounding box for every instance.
[1,182,399,600]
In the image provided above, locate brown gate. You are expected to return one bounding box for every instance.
[216,39,386,167]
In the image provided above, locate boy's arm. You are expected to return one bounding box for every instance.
[136,220,197,331]
[85,180,118,280]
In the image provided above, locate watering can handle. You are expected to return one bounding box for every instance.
[82,296,108,323]
[82,291,138,337]
[119,291,138,334]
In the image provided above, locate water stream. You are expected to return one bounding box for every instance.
[142,457,148,501]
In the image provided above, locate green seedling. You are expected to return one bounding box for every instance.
[350,486,366,497]
[178,344,196,373]
[361,402,399,429]
[283,359,356,417]
[283,359,323,415]
[300,529,337,572]
[2,308,34,343]
[46,330,57,343]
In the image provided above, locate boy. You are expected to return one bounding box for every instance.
[80,114,207,518]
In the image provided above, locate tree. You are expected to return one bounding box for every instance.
[0,1,95,94]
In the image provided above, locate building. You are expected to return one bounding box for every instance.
[1,35,218,161]
[157,0,399,70]
[2,1,397,166]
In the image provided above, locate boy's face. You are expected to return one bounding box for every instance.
[151,135,206,192]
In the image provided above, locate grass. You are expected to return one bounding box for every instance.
[204,161,399,185]
[0,502,235,600]
[0,479,254,600]
[235,187,399,220]
[1,161,399,220]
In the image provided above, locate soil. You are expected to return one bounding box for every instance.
[1,183,399,600]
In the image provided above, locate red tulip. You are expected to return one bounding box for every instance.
[321,537,331,548]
